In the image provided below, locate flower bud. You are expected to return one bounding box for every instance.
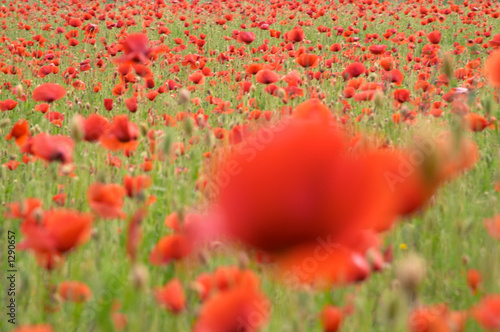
[374,90,385,109]
[395,253,426,299]
[443,52,454,79]
[70,115,85,142]
[139,122,149,137]
[130,264,149,291]
[178,88,190,105]
[183,117,194,137]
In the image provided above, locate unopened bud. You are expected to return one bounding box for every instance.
[204,132,214,148]
[395,253,426,299]
[129,264,149,291]
[139,122,149,137]
[0,118,11,129]
[31,124,41,136]
[374,90,385,109]
[0,165,7,179]
[161,132,173,156]
[482,98,492,115]
[178,88,190,105]
[276,88,286,99]
[183,117,194,137]
[70,115,85,142]
[60,163,75,176]
[443,52,454,79]
[238,251,250,269]
[14,84,23,99]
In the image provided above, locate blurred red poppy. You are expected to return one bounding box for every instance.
[21,133,74,164]
[82,114,110,142]
[124,175,152,197]
[193,269,270,332]
[32,83,66,102]
[100,115,139,151]
[255,69,280,84]
[19,209,93,266]
[427,31,442,44]
[484,215,500,240]
[320,306,344,332]
[87,182,126,219]
[154,278,186,313]
[472,295,500,330]
[237,31,256,44]
[13,325,54,332]
[149,234,192,266]
[296,53,319,68]
[58,281,92,303]
[5,119,29,146]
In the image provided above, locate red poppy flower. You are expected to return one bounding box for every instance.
[342,62,366,79]
[296,53,319,68]
[0,99,18,111]
[255,69,280,84]
[463,113,488,132]
[193,269,270,332]
[394,89,411,103]
[32,83,66,103]
[125,96,138,112]
[237,31,256,44]
[320,306,344,332]
[58,281,92,303]
[154,278,186,313]
[21,133,74,164]
[100,115,140,151]
[484,214,500,240]
[82,114,110,142]
[489,34,500,48]
[246,63,264,75]
[467,269,482,295]
[13,325,54,332]
[284,28,305,43]
[427,31,442,44]
[5,119,29,146]
[4,198,43,237]
[198,99,403,284]
[87,182,126,219]
[484,50,500,88]
[149,234,192,266]
[104,98,113,111]
[383,69,404,86]
[117,33,152,64]
[19,209,92,256]
[368,44,387,55]
[408,304,466,332]
[124,175,152,197]
[189,71,206,85]
[472,295,500,330]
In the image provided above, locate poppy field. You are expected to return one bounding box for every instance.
[2,0,500,331]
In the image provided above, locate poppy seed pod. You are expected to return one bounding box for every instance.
[442,52,454,80]
[130,264,149,291]
[69,115,85,142]
[395,254,426,299]
[178,88,190,105]
[374,90,385,109]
